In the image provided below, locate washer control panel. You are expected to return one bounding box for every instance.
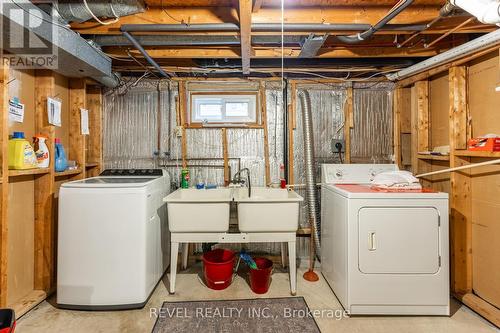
[100,169,164,177]
[321,164,398,184]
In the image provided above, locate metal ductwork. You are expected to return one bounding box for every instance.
[1,0,118,87]
[449,0,500,25]
[298,91,321,257]
[387,28,500,81]
[54,0,145,23]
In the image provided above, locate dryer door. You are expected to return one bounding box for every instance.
[358,207,440,274]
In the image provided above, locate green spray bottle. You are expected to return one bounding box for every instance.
[181,168,190,188]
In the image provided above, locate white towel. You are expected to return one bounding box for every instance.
[371,171,422,190]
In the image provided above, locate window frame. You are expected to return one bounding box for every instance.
[188,91,260,127]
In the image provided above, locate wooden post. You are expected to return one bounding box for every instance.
[69,79,86,180]
[238,0,252,74]
[85,85,103,176]
[411,81,432,186]
[178,82,188,168]
[222,128,229,186]
[33,70,56,292]
[260,82,271,185]
[343,87,353,163]
[0,63,9,307]
[288,83,296,184]
[393,88,403,168]
[448,66,472,295]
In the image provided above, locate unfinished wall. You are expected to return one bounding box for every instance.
[103,78,396,258]
[7,69,36,305]
[468,53,500,309]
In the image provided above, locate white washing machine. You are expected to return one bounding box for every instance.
[57,169,171,310]
[321,164,449,316]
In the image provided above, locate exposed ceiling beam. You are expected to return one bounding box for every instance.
[104,46,440,59]
[239,0,253,74]
[89,34,307,47]
[70,7,449,34]
[298,34,328,58]
[252,0,264,13]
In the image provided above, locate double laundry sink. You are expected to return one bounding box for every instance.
[164,187,303,233]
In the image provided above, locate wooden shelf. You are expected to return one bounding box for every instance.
[8,168,50,177]
[417,154,450,161]
[85,163,99,168]
[8,290,46,318]
[55,168,82,178]
[454,150,500,158]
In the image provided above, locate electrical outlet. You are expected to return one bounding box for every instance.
[331,139,345,153]
[175,126,183,137]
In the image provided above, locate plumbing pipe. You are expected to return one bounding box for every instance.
[121,31,170,78]
[336,0,415,44]
[120,23,426,33]
[416,158,500,178]
[298,91,321,258]
[386,28,500,81]
[424,17,475,48]
[449,0,500,25]
[397,2,456,48]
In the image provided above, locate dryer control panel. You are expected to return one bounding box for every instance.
[321,164,398,184]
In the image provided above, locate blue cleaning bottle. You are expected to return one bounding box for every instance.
[54,138,67,172]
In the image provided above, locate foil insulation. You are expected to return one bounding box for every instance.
[103,79,395,257]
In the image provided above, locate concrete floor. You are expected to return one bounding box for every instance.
[17,262,499,333]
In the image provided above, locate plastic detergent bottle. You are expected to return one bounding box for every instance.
[195,169,205,189]
[181,168,190,188]
[8,132,38,170]
[54,138,67,172]
[33,135,50,168]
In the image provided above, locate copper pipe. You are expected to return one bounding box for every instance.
[424,17,475,48]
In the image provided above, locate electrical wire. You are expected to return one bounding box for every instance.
[161,0,189,25]
[82,0,119,26]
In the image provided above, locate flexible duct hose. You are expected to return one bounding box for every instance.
[298,91,321,257]
[337,0,414,44]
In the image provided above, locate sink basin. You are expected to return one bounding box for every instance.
[164,188,232,232]
[234,187,303,232]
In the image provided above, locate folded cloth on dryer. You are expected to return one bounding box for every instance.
[371,171,422,190]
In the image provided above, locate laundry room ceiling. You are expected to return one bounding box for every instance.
[65,0,497,78]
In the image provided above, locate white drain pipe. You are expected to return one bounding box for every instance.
[449,0,500,25]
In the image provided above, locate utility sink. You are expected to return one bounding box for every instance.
[164,188,232,232]
[234,187,304,232]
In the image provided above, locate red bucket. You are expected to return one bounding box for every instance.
[0,309,15,333]
[202,249,235,290]
[249,257,273,294]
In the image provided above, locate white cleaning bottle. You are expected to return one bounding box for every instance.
[34,135,50,168]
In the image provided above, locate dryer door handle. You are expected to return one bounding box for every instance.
[368,232,376,251]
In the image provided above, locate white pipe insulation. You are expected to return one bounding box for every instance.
[450,0,500,25]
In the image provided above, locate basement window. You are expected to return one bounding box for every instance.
[190,93,258,124]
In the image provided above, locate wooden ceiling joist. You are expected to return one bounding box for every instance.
[105,45,440,59]
[71,6,450,35]
[239,0,253,74]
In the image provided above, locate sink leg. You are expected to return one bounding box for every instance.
[281,242,287,268]
[170,241,179,294]
[181,243,189,270]
[288,240,297,296]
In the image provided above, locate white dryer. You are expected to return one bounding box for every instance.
[57,169,171,310]
[321,164,449,315]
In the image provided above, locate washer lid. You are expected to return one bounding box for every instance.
[61,176,159,188]
[323,184,448,199]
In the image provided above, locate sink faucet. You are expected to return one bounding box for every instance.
[232,168,251,198]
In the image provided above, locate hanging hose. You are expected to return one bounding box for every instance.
[337,0,414,44]
[298,91,321,257]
